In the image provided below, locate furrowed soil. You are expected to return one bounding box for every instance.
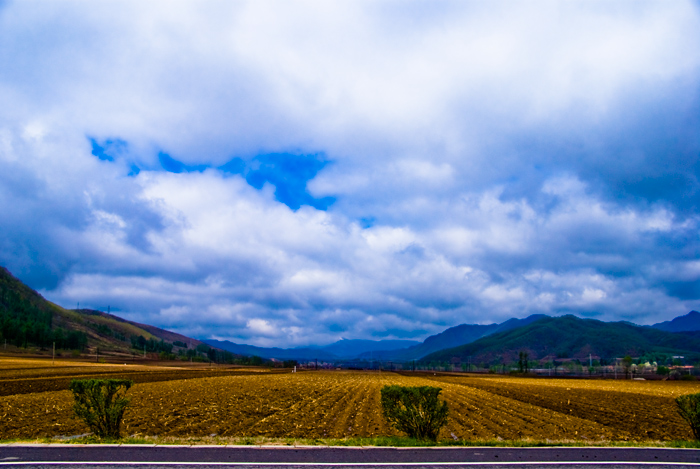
[0,358,278,396]
[421,374,700,441]
[1,358,698,442]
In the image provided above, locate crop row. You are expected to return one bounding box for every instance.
[2,371,696,441]
[445,374,700,398]
[425,374,695,440]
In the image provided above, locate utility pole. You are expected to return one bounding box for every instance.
[315,358,318,370]
[144,344,146,358]
[52,342,55,365]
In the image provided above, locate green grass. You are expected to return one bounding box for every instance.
[666,440,700,448]
[1,435,699,448]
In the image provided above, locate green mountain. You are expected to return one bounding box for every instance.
[356,314,549,361]
[0,266,87,350]
[0,266,201,355]
[421,314,700,365]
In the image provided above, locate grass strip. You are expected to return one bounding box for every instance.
[1,435,699,448]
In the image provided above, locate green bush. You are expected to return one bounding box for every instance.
[69,379,133,438]
[676,392,700,440]
[380,385,448,441]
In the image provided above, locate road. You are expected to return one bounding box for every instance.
[1,445,699,468]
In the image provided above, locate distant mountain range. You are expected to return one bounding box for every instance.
[321,338,420,357]
[422,314,700,364]
[210,311,700,363]
[204,338,420,361]
[355,314,549,362]
[3,264,700,364]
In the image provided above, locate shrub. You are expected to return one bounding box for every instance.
[380,385,448,441]
[676,392,700,440]
[69,379,133,438]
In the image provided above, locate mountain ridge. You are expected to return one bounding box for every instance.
[0,266,203,355]
[651,310,700,332]
[355,314,549,361]
[421,314,700,365]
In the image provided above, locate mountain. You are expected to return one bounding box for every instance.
[0,265,202,355]
[422,314,700,365]
[203,339,338,361]
[73,308,204,350]
[319,339,420,357]
[203,338,420,361]
[651,310,700,332]
[356,314,549,361]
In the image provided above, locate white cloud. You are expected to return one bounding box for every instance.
[1,1,699,345]
[246,318,276,336]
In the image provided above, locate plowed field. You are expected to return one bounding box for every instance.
[1,359,698,442]
[421,374,700,441]
[0,358,277,396]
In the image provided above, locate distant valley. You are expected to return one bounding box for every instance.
[2,265,700,365]
[208,311,700,364]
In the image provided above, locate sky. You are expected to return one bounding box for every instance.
[1,1,700,347]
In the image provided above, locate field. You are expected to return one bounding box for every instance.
[1,357,699,442]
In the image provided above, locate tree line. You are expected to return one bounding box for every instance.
[0,287,87,350]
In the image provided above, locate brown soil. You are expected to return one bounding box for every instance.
[1,360,697,442]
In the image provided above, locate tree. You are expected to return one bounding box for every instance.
[518,351,529,373]
[69,379,133,438]
[622,355,633,379]
[380,385,448,441]
[676,392,700,440]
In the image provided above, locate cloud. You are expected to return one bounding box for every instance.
[0,1,699,346]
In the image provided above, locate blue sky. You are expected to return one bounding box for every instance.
[1,1,700,346]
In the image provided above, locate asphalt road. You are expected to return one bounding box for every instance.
[1,445,700,468]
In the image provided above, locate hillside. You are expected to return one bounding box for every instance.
[651,310,700,332]
[0,266,89,350]
[81,308,204,348]
[0,266,202,356]
[422,315,700,365]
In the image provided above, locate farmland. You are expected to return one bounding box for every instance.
[1,357,699,442]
